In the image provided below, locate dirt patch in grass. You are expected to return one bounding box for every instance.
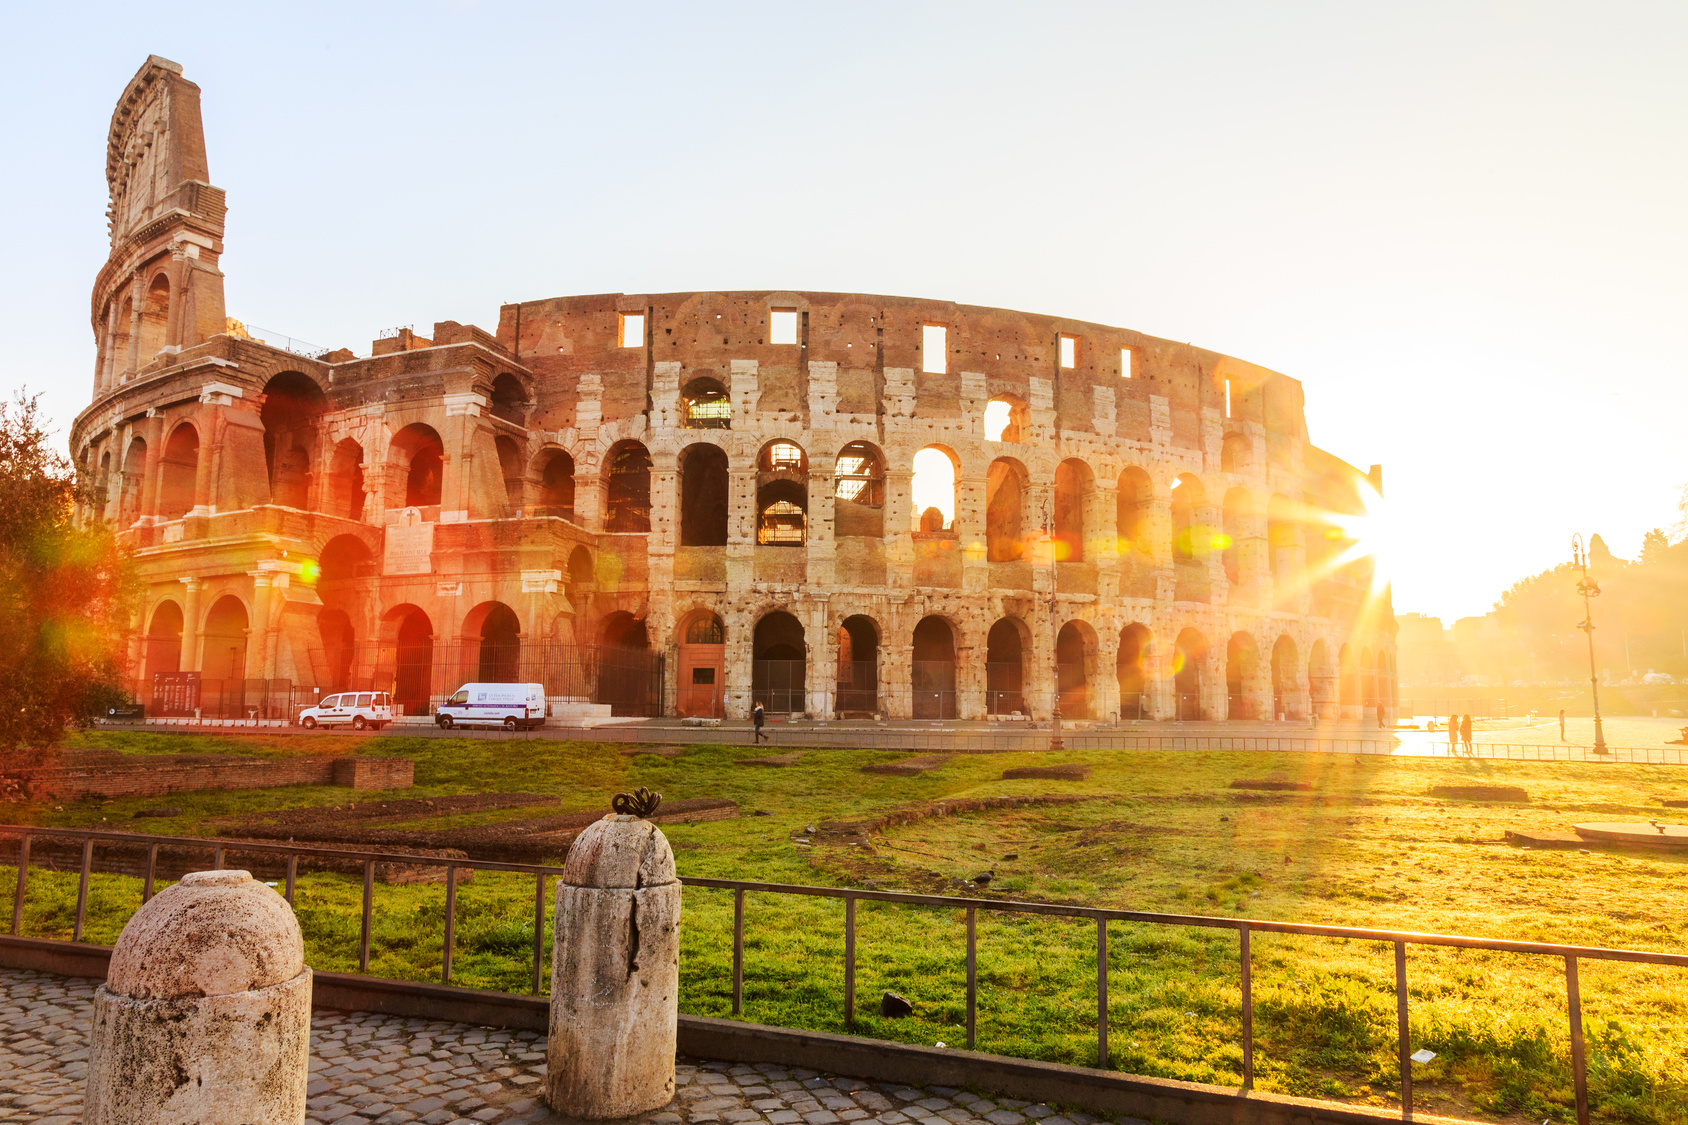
[620,745,686,758]
[737,751,809,767]
[861,754,952,776]
[1230,778,1314,791]
[211,792,556,832]
[1001,764,1091,781]
[1429,785,1529,802]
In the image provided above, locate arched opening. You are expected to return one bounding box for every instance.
[986,618,1027,716]
[1272,635,1300,720]
[325,439,366,520]
[567,545,594,588]
[682,377,731,429]
[111,295,133,377]
[677,610,726,718]
[680,443,730,546]
[911,447,957,531]
[912,616,958,720]
[1361,647,1377,717]
[604,440,652,532]
[96,451,112,519]
[145,601,183,682]
[1054,459,1092,562]
[318,534,372,585]
[137,273,170,361]
[1056,621,1092,719]
[537,451,576,520]
[390,424,446,509]
[1222,487,1251,587]
[598,611,658,717]
[318,608,356,692]
[489,373,528,427]
[119,437,147,525]
[756,440,808,546]
[834,442,884,538]
[1116,467,1152,555]
[1172,474,1210,602]
[986,458,1026,562]
[470,602,522,683]
[495,435,525,514]
[1117,623,1151,720]
[261,372,328,509]
[157,423,199,520]
[201,595,249,684]
[1226,631,1260,720]
[382,605,434,714]
[984,395,1027,443]
[1220,432,1248,474]
[836,615,880,715]
[1309,639,1334,715]
[1174,628,1208,720]
[753,611,806,714]
[1267,494,1297,584]
[1338,644,1358,712]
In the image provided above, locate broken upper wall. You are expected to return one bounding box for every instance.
[105,56,222,250]
[494,291,1310,449]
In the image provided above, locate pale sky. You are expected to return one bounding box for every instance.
[3,1,1684,623]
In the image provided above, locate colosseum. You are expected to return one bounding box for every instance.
[73,57,1397,725]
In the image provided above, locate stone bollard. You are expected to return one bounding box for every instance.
[86,869,312,1125]
[547,789,680,1118]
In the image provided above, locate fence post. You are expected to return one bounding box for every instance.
[359,860,374,973]
[1096,918,1108,1069]
[844,895,855,1029]
[73,837,93,942]
[532,872,547,994]
[966,906,977,1050]
[1395,941,1411,1119]
[1240,923,1253,1089]
[442,866,457,984]
[1566,956,1589,1125]
[732,887,745,1015]
[11,833,29,936]
[143,843,158,904]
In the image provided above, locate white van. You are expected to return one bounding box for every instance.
[436,683,547,731]
[299,691,394,730]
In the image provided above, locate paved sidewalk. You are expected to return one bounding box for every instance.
[0,968,1140,1125]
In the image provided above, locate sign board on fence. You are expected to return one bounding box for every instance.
[152,671,201,717]
[384,518,434,575]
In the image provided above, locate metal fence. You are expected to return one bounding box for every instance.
[149,674,301,720]
[6,824,1680,1124]
[753,659,805,713]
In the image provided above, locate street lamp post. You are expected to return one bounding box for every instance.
[1571,534,1609,754]
[1045,502,1063,752]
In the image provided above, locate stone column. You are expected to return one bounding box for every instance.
[250,573,275,683]
[180,577,204,672]
[548,809,679,1119]
[124,276,144,379]
[86,869,310,1125]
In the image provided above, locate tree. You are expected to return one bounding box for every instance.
[0,391,136,758]
[1641,528,1671,564]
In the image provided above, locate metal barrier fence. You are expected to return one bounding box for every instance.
[6,824,1680,1124]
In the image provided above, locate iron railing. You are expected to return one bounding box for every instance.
[5,823,1679,1123]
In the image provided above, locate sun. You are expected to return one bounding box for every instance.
[1310,480,1396,596]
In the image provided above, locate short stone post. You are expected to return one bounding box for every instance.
[547,788,680,1118]
[86,869,311,1125]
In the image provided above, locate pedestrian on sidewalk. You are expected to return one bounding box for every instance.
[1447,717,1458,755]
[752,701,768,744]
[1460,713,1474,755]
[1376,701,1386,729]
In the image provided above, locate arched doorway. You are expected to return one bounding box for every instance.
[390,424,445,508]
[145,601,184,681]
[598,611,659,716]
[912,616,957,719]
[1175,628,1208,720]
[386,606,435,715]
[753,611,806,714]
[261,372,328,509]
[1271,635,1300,720]
[1117,623,1151,720]
[318,608,356,691]
[201,595,249,718]
[604,441,653,532]
[537,451,575,520]
[1056,621,1092,718]
[1053,459,1093,562]
[1309,639,1334,716]
[677,611,726,718]
[986,458,1026,562]
[986,618,1027,716]
[1226,632,1260,720]
[158,423,199,519]
[680,444,730,546]
[326,439,366,520]
[836,615,880,716]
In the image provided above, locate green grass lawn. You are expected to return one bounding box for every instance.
[5,730,1687,1123]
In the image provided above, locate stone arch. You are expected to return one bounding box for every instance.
[679,442,730,547]
[261,372,328,509]
[137,272,170,361]
[836,614,881,715]
[390,423,445,508]
[535,449,576,520]
[1338,643,1358,713]
[984,394,1028,443]
[1174,628,1209,720]
[317,534,372,586]
[1226,631,1261,720]
[912,615,959,719]
[119,435,147,524]
[753,610,806,713]
[111,293,133,377]
[1117,622,1152,720]
[495,435,525,514]
[1267,494,1298,584]
[157,421,199,520]
[201,594,249,683]
[145,599,183,681]
[1053,458,1094,562]
[756,439,808,546]
[1220,431,1248,474]
[834,441,884,538]
[604,440,652,532]
[489,372,528,427]
[464,601,522,683]
[317,607,356,692]
[567,545,594,588]
[1057,619,1097,719]
[1116,466,1153,555]
[1361,647,1376,715]
[986,616,1031,716]
[600,611,650,650]
[986,457,1027,562]
[1171,473,1212,602]
[1309,638,1335,715]
[1222,487,1252,587]
[1271,634,1300,720]
[682,376,731,429]
[911,445,959,531]
[379,604,434,713]
[325,438,366,520]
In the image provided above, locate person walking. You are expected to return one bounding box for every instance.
[1376,700,1386,729]
[752,701,768,744]
[1559,709,1566,741]
[1447,716,1459,756]
[1460,713,1474,755]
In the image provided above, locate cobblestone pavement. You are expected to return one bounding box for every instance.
[0,970,1144,1125]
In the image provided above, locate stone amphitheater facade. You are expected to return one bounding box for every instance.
[72,58,1397,724]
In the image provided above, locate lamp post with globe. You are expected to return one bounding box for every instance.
[1572,534,1609,755]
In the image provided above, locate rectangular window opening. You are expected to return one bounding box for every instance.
[1121,347,1132,379]
[1059,334,1078,369]
[1225,377,1233,418]
[619,313,645,348]
[770,309,798,346]
[922,324,947,374]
